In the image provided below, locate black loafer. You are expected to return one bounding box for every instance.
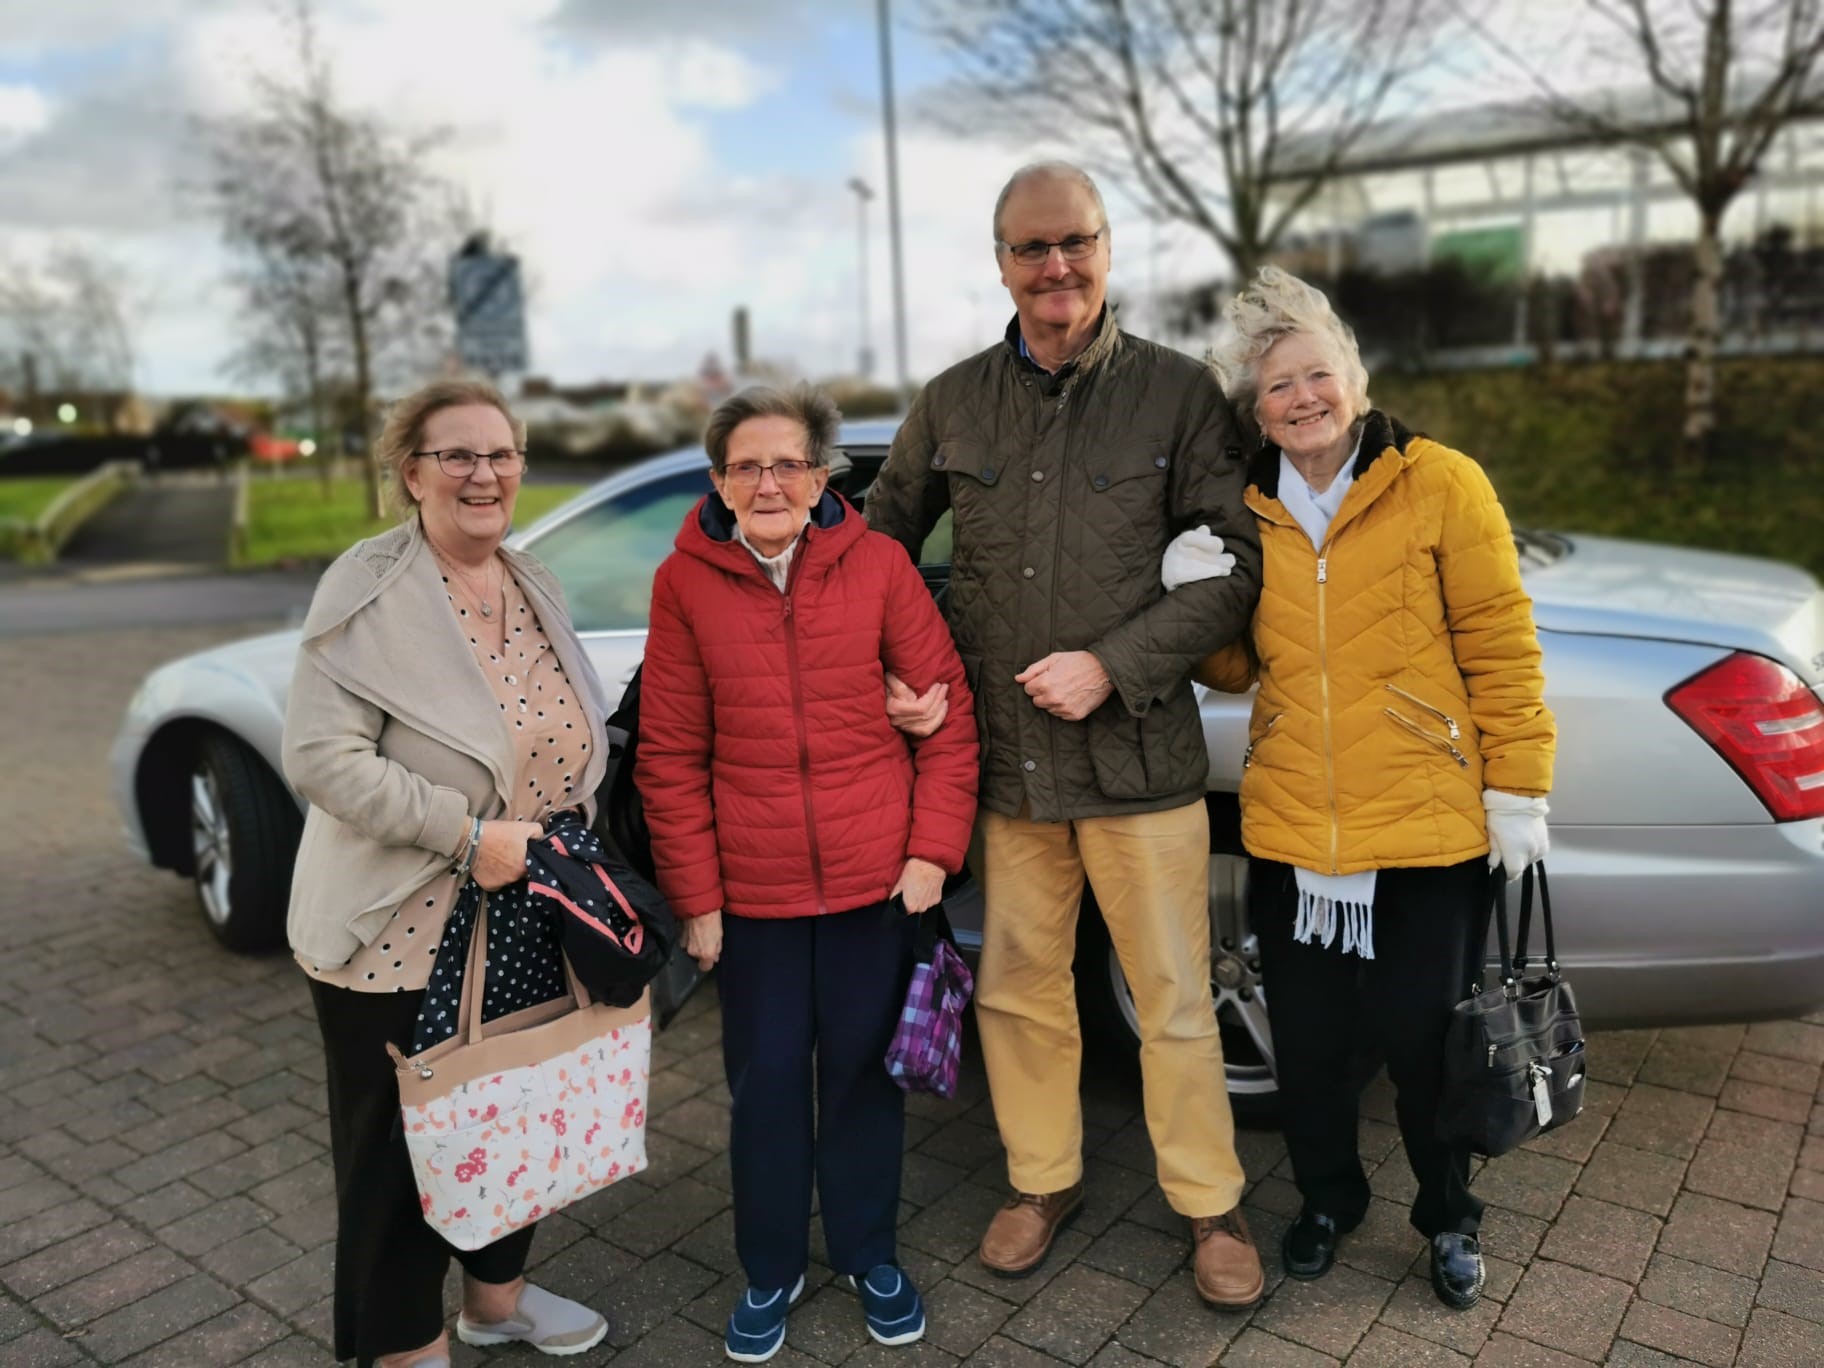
[1281,1211,1339,1281]
[1430,1232,1485,1310]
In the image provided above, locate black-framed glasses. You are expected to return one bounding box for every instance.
[414,448,527,478]
[997,226,1106,267]
[723,459,817,487]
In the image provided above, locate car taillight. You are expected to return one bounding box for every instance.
[1666,652,1824,822]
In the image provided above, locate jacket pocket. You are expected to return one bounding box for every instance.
[1385,683,1462,740]
[931,440,1001,486]
[1384,707,1470,768]
[1085,439,1170,494]
[1242,712,1282,769]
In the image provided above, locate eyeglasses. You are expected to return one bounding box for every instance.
[414,448,527,478]
[722,459,817,487]
[997,227,1106,267]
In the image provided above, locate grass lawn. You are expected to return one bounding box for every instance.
[0,477,79,525]
[239,476,587,566]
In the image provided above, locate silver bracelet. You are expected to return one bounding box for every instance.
[454,816,484,880]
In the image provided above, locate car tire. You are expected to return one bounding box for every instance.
[189,734,300,952]
[1075,849,1284,1129]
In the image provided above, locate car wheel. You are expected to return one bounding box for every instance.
[1076,851,1283,1128]
[190,734,299,951]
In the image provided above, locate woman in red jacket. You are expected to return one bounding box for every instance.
[637,384,978,1363]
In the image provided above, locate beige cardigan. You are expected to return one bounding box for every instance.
[282,516,611,968]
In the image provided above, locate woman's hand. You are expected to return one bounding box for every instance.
[682,910,723,971]
[885,672,949,738]
[472,820,546,891]
[1484,790,1549,881]
[891,857,947,914]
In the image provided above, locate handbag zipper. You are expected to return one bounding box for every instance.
[1385,684,1461,739]
[1242,713,1282,768]
[1384,707,1470,767]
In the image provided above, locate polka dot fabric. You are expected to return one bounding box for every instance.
[299,567,592,992]
[408,878,569,1054]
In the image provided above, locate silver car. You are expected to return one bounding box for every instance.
[112,422,1824,1122]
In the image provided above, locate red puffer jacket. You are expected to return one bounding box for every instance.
[638,490,979,920]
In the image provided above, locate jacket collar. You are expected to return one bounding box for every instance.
[1002,305,1122,380]
[677,487,865,583]
[1243,410,1424,542]
[299,515,609,811]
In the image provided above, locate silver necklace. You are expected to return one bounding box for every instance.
[431,543,501,618]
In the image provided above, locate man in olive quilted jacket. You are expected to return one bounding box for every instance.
[868,161,1264,1306]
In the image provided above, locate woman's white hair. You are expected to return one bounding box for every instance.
[1209,266,1370,426]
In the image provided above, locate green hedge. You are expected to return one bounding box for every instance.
[1373,358,1823,579]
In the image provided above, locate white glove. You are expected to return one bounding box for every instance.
[1484,789,1549,881]
[1162,525,1236,591]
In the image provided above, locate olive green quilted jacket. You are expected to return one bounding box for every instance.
[867,312,1261,821]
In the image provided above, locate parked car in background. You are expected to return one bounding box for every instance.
[112,421,1824,1121]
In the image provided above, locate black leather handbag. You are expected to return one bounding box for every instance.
[1437,863,1586,1158]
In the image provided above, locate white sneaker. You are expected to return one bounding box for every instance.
[456,1282,609,1356]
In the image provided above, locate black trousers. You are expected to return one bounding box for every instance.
[1251,856,1487,1239]
[718,902,916,1289]
[309,978,536,1366]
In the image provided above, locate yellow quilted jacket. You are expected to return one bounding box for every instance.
[1199,412,1554,874]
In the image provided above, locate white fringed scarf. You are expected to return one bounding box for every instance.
[1292,868,1379,959]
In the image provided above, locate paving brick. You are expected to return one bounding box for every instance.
[1571,1141,1686,1217]
[155,1194,272,1257]
[0,1178,79,1228]
[1376,1274,1504,1357]
[1637,1251,1757,1328]
[600,1176,728,1257]
[1252,1263,1394,1359]
[1658,1191,1777,1277]
[1332,1197,1427,1282]
[1684,1137,1794,1212]
[1471,1331,1594,1366]
[597,1251,721,1349]
[1770,1194,1824,1273]
[1705,1106,1804,1158]
[920,1278,1016,1359]
[0,1327,87,1366]
[1535,1195,1660,1282]
[1737,1306,1824,1367]
[110,1131,246,1196]
[0,1199,111,1264]
[1466,1150,1580,1221]
[0,1222,153,1300]
[1583,1030,1658,1087]
[1730,1049,1822,1096]
[1112,1269,1246,1366]
[1219,1327,1340,1366]
[36,1248,191,1329]
[1616,1300,1739,1367]
[243,1243,336,1316]
[1345,1323,1470,1366]
[1635,1036,1734,1097]
[1605,1085,1715,1161]
[1496,1259,1631,1360]
[1744,1021,1824,1065]
[1001,1265,1148,1364]
[118,1300,287,1366]
[1755,1257,1824,1324]
[194,1227,303,1288]
[1076,1220,1184,1289]
[72,1271,238,1361]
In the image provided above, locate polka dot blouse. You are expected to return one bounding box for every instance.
[299,568,592,993]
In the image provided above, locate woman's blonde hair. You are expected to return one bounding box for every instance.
[376,378,527,515]
[1209,266,1370,426]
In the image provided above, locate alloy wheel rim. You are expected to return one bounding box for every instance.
[191,768,233,928]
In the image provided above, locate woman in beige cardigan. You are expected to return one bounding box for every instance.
[283,380,612,1368]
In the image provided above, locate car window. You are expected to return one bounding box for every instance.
[525,468,710,632]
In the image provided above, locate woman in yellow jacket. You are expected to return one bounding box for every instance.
[1178,268,1555,1312]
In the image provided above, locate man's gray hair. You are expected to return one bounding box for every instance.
[991,160,1110,246]
[1209,266,1371,424]
[703,384,842,473]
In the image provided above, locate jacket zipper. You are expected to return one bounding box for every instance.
[1385,684,1461,739]
[780,553,829,913]
[1242,713,1282,768]
[1316,554,1339,873]
[1384,707,1471,767]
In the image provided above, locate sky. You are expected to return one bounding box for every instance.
[0,0,1804,398]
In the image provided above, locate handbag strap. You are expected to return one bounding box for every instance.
[1486,865,1519,998]
[459,892,593,1047]
[1511,862,1559,977]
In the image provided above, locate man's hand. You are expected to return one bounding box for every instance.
[682,910,723,971]
[1016,651,1114,721]
[890,857,947,914]
[473,820,546,891]
[885,672,949,738]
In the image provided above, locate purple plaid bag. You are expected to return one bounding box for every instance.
[885,905,974,1098]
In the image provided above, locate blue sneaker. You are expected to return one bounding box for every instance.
[847,1264,925,1347]
[725,1274,804,1363]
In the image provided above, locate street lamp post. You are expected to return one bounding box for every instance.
[876,0,912,406]
[847,177,876,380]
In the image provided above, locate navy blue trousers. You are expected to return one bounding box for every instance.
[718,901,916,1289]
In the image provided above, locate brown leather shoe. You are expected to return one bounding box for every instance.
[978,1183,1084,1276]
[1191,1208,1265,1307]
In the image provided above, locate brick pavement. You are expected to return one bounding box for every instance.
[3,619,1824,1366]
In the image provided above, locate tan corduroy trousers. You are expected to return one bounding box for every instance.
[974,799,1246,1218]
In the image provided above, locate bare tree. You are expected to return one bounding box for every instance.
[1476,0,1824,463]
[227,246,340,490]
[197,0,452,514]
[0,247,137,429]
[920,0,1438,286]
